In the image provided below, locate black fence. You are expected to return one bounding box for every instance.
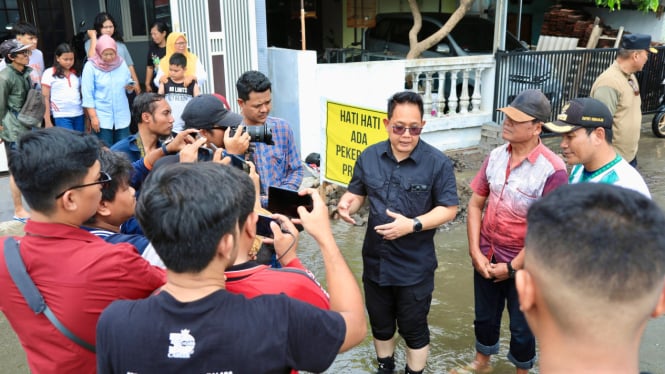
[494,46,665,122]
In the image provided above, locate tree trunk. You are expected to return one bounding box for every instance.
[406,0,477,60]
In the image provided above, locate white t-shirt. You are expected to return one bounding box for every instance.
[41,67,84,118]
[569,156,651,198]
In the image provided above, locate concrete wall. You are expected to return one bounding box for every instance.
[584,7,665,43]
[268,47,495,169]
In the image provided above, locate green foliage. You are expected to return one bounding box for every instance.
[595,0,660,12]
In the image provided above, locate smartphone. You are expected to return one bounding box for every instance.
[227,153,250,174]
[267,186,313,218]
[256,214,277,238]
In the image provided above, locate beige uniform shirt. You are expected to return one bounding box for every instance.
[591,61,642,162]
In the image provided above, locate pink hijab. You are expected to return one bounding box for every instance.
[89,35,123,72]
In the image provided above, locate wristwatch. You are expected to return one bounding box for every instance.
[507,261,516,278]
[412,217,423,233]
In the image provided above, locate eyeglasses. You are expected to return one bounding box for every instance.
[14,50,32,56]
[391,125,423,136]
[174,42,187,46]
[54,171,112,199]
[628,79,640,96]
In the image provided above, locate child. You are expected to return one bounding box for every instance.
[41,43,85,131]
[81,148,164,267]
[158,52,199,133]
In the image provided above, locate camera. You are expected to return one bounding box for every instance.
[197,146,250,174]
[228,124,274,145]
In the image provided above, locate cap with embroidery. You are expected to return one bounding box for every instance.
[543,97,612,134]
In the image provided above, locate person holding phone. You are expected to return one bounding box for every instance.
[96,163,367,373]
[337,91,459,374]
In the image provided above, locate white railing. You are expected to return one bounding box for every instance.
[405,55,496,118]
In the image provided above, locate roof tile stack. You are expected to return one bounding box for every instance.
[540,5,618,48]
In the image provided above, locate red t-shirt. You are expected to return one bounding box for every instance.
[0,221,166,373]
[225,258,330,310]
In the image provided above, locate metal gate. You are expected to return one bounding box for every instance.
[494,46,665,122]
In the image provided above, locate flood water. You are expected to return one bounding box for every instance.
[0,124,663,373]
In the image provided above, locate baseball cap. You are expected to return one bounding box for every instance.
[182,94,243,130]
[497,89,551,123]
[0,39,30,59]
[621,33,657,54]
[543,97,612,134]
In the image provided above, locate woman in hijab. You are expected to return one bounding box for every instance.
[154,32,207,90]
[81,35,135,146]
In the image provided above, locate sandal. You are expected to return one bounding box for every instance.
[12,216,28,224]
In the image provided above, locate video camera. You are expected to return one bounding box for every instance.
[228,124,275,145]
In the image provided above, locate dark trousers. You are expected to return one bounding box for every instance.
[473,271,535,369]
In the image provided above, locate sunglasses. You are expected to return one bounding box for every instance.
[54,171,112,199]
[628,79,639,96]
[391,125,423,136]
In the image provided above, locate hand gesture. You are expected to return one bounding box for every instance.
[373,209,411,241]
[337,194,358,225]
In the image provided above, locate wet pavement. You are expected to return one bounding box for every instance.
[0,118,663,373]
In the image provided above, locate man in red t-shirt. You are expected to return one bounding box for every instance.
[0,128,165,373]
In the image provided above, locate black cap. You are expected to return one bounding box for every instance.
[182,94,243,130]
[497,89,551,123]
[0,39,30,58]
[621,33,657,53]
[543,97,612,134]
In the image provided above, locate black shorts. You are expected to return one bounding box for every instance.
[363,276,434,349]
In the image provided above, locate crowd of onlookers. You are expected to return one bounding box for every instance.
[0,14,664,374]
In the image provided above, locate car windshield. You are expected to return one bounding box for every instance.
[450,17,525,53]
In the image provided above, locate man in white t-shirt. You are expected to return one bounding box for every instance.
[544,97,651,197]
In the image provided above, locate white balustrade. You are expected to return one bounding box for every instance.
[405,55,495,118]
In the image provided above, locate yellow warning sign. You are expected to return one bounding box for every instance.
[325,101,387,185]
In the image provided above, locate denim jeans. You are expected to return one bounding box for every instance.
[96,126,130,147]
[54,115,85,132]
[473,270,536,369]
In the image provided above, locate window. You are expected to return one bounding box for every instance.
[120,0,155,41]
[0,0,19,41]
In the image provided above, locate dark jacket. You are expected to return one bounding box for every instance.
[0,63,33,142]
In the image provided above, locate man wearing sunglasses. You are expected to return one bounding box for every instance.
[591,33,657,168]
[460,89,567,374]
[0,127,165,373]
[337,91,459,374]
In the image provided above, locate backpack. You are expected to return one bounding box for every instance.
[17,84,45,128]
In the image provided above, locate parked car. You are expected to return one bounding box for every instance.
[363,13,561,112]
[363,12,528,57]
